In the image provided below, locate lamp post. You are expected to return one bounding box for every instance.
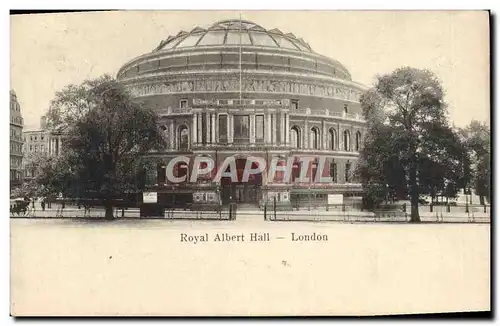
[265,148,269,205]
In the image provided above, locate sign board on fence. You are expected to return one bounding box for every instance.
[143,192,157,203]
[328,194,344,205]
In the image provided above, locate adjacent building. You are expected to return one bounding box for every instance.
[22,115,64,181]
[10,90,24,189]
[117,19,368,208]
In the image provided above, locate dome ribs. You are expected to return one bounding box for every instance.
[151,19,315,53]
[190,26,206,33]
[269,28,284,35]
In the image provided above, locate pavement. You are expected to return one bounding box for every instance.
[11,206,490,223]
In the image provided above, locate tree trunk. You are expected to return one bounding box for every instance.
[479,195,485,206]
[104,199,114,220]
[409,164,420,222]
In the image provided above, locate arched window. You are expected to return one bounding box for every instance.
[355,131,362,151]
[178,125,189,150]
[343,130,350,151]
[310,127,319,150]
[328,128,337,150]
[290,126,301,149]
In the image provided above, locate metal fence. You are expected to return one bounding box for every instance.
[262,200,491,223]
[163,204,236,220]
[10,202,238,221]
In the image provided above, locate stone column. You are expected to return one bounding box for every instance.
[280,113,285,145]
[304,120,309,149]
[272,113,277,144]
[228,114,233,144]
[322,120,326,150]
[250,114,256,144]
[284,113,289,145]
[339,125,344,151]
[266,113,272,144]
[211,113,216,144]
[169,120,175,149]
[197,113,203,144]
[337,122,341,150]
[206,112,211,144]
[350,125,355,152]
[192,114,197,145]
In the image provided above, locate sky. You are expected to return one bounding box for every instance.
[10,10,490,130]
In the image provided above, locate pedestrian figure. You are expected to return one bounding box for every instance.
[41,201,46,211]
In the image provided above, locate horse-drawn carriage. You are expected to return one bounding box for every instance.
[10,198,32,217]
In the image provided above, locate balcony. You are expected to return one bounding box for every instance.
[290,108,365,122]
[192,98,290,107]
[157,107,192,116]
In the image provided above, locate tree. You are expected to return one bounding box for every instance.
[357,67,470,222]
[23,151,51,179]
[459,120,491,204]
[357,123,408,208]
[41,75,166,219]
[418,123,471,202]
[45,75,115,132]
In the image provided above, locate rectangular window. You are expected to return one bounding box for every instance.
[30,145,32,151]
[233,115,250,143]
[34,145,38,153]
[41,144,44,152]
[345,162,351,183]
[255,115,264,142]
[180,99,188,109]
[291,100,299,110]
[218,115,228,142]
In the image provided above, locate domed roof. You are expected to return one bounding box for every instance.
[153,19,313,53]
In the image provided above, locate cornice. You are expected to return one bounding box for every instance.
[117,45,353,80]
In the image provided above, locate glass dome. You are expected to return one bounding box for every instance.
[153,19,313,52]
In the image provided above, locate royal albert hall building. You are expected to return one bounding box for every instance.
[116,19,368,209]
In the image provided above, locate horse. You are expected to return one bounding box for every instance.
[10,200,30,217]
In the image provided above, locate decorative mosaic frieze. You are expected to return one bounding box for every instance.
[127,78,363,102]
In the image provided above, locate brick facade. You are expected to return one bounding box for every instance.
[117,19,367,208]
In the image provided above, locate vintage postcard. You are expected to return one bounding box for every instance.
[10,10,490,316]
